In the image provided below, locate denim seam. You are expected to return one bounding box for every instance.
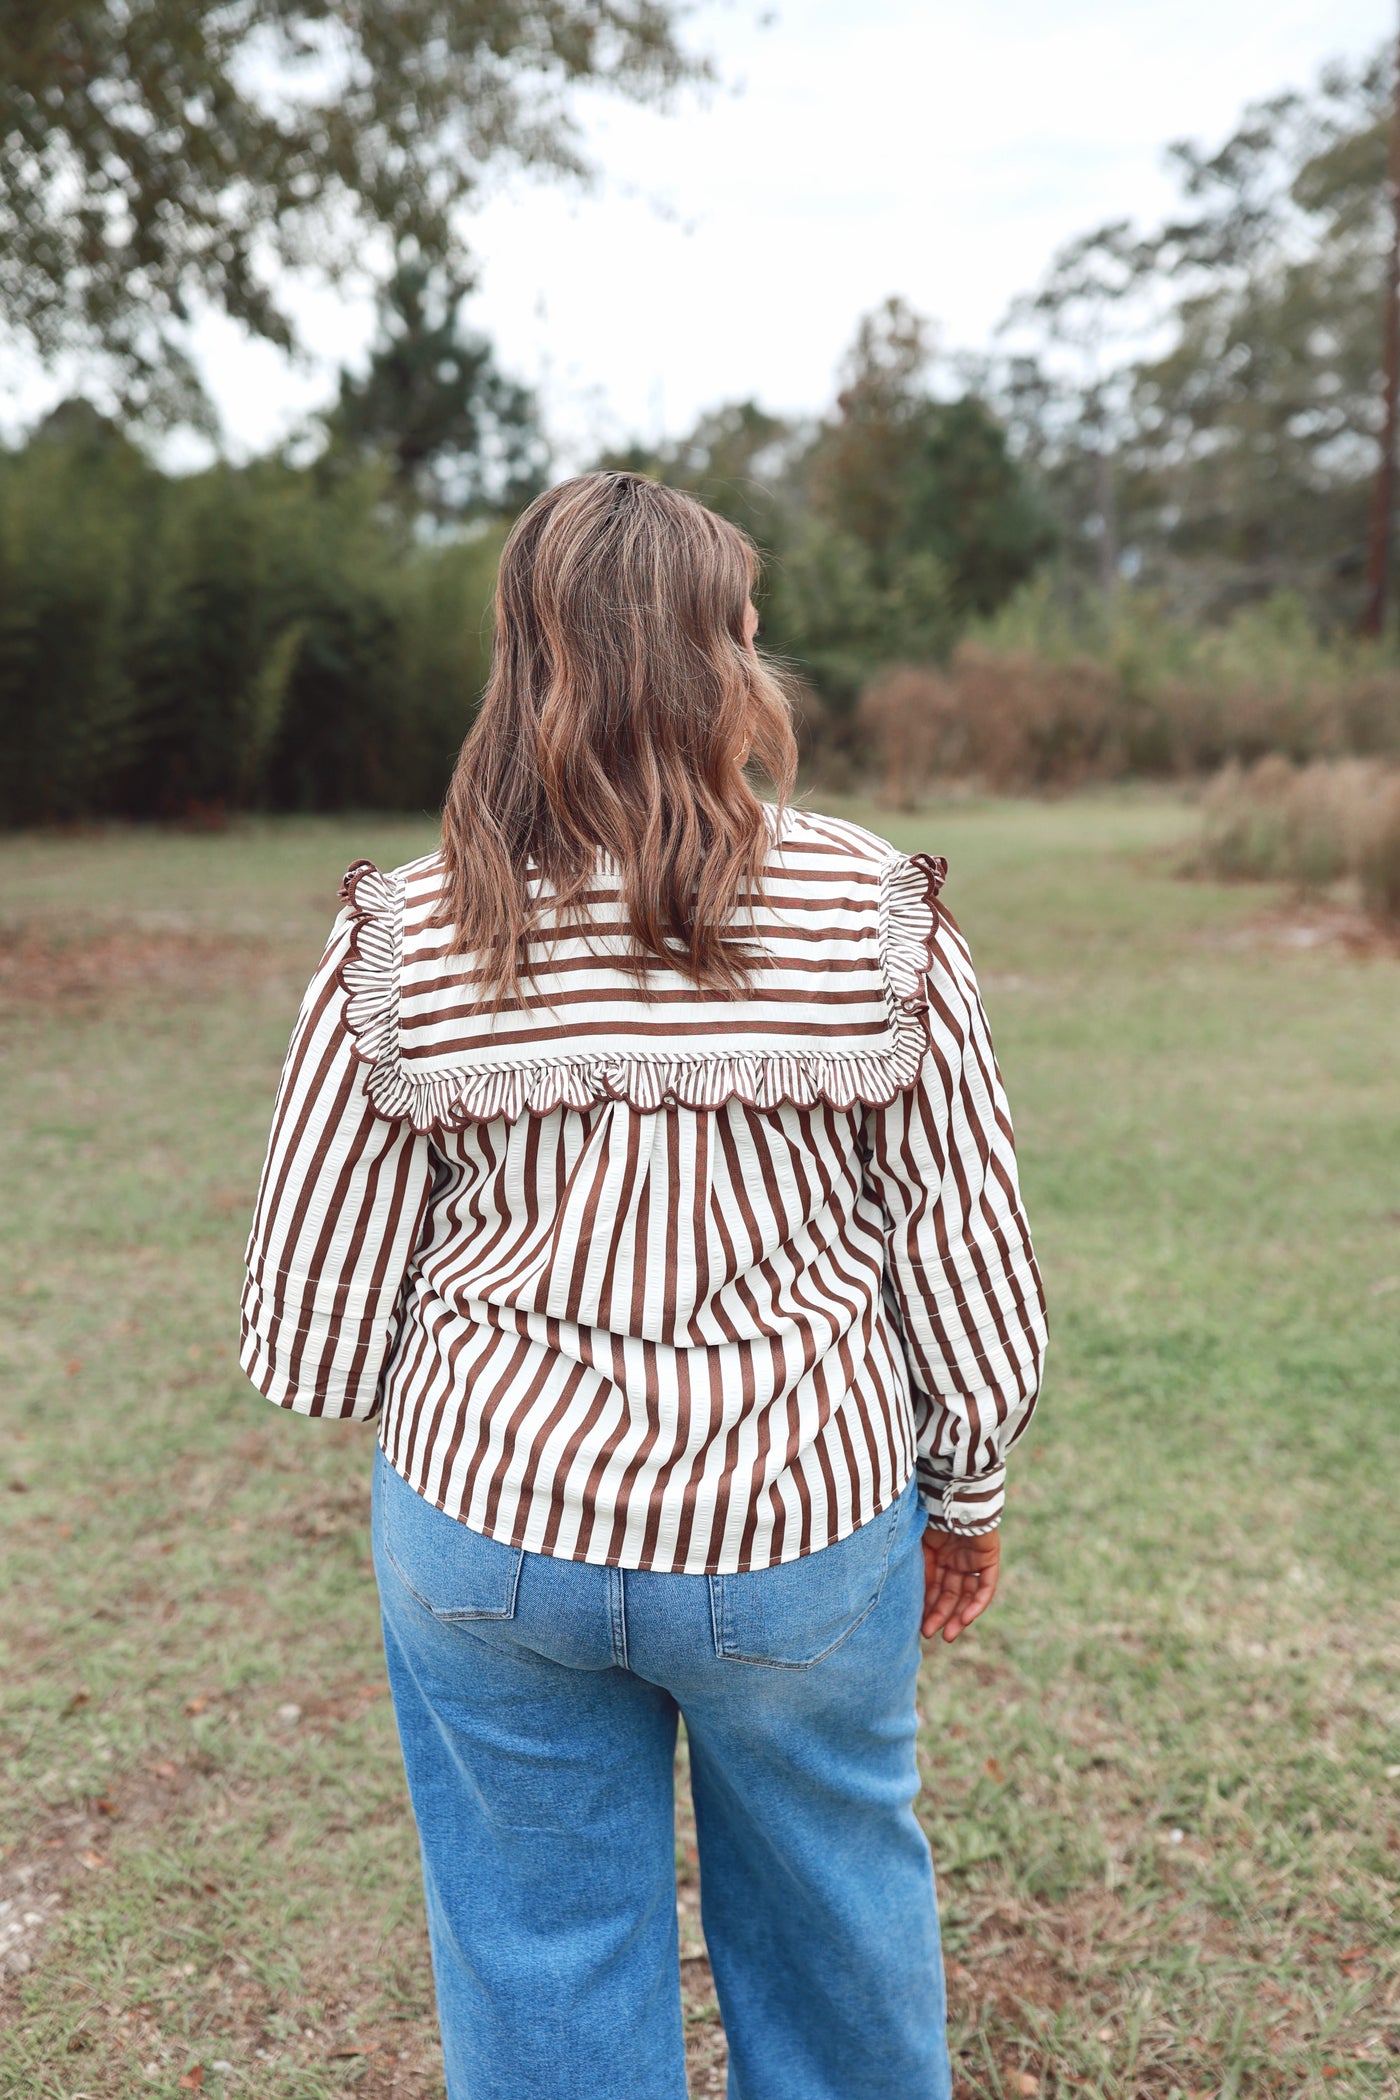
[609,1567,629,1670]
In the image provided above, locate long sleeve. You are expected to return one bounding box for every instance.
[240,910,435,1420]
[864,905,1047,1534]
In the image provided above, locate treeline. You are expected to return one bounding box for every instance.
[0,297,1055,824]
[610,38,1400,784]
[7,38,1400,823]
[0,404,502,825]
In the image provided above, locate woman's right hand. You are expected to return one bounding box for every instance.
[921,1525,1000,1643]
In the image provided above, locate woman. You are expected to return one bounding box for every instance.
[241,471,1046,2100]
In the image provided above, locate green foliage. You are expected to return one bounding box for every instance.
[0,405,153,822]
[1001,45,1398,624]
[608,301,1052,713]
[761,517,957,711]
[893,394,1055,616]
[325,265,548,520]
[808,299,1053,612]
[0,416,502,823]
[0,0,703,427]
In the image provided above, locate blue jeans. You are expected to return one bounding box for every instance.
[371,1449,950,2100]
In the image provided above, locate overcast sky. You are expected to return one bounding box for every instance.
[11,0,1396,464]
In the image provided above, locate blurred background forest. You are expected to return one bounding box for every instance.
[4,5,1400,918]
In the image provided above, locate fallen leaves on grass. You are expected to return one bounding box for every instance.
[263,1679,390,1733]
[1202,897,1400,958]
[0,923,285,1010]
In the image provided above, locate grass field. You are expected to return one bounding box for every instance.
[1,790,1397,2100]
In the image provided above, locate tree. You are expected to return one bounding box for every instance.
[808,298,934,568]
[1130,56,1392,612]
[599,399,801,550]
[1000,220,1153,595]
[807,299,1052,616]
[325,264,548,520]
[604,305,1050,709]
[0,0,703,426]
[1363,5,1400,635]
[997,46,1400,624]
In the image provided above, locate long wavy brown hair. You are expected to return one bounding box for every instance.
[438,471,798,1005]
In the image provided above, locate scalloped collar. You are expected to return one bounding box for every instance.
[337,820,946,1131]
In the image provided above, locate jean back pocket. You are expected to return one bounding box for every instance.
[708,1488,908,1669]
[372,1449,523,1622]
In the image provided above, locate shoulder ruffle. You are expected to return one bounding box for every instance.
[336,850,947,1131]
[881,849,947,1015]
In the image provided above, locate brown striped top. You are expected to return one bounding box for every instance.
[240,806,1047,1573]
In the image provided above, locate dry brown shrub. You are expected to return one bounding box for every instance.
[1148,666,1400,775]
[857,649,1125,796]
[1357,774,1400,925]
[856,665,960,808]
[1148,679,1324,773]
[1336,671,1400,760]
[946,645,1123,788]
[1198,755,1400,926]
[1146,679,1218,774]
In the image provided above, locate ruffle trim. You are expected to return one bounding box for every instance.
[337,850,947,1131]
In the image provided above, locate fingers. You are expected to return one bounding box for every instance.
[920,1576,957,1640]
[921,1534,1001,1643]
[941,1564,998,1640]
[921,1566,973,1639]
[921,1570,988,1641]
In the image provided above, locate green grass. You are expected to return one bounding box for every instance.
[1,790,1397,2099]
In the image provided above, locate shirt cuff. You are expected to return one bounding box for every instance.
[916,1460,1007,1535]
[239,1288,390,1422]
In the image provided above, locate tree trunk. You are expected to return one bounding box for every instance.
[1362,2,1400,637]
[1095,442,1120,597]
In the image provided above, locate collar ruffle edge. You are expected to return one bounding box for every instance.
[336,850,947,1131]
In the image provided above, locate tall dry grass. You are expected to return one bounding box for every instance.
[1197,755,1400,927]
